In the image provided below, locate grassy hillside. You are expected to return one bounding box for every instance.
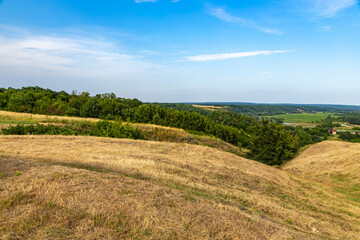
[2,88,328,166]
[283,141,360,176]
[1,136,359,239]
[283,141,360,206]
[0,110,244,156]
[0,110,100,124]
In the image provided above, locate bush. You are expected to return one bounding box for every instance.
[339,132,360,143]
[2,121,143,140]
[93,121,143,139]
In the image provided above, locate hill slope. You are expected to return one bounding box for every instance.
[283,141,360,216]
[0,110,244,156]
[283,141,360,178]
[1,136,359,239]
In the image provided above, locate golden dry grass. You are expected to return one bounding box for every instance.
[283,140,360,216]
[0,110,244,156]
[283,140,360,178]
[0,110,100,123]
[192,105,226,112]
[1,136,360,239]
[133,123,244,156]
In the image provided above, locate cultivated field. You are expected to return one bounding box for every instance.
[192,105,226,112]
[265,112,332,123]
[1,136,359,239]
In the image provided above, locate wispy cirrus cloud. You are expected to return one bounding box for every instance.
[303,0,357,18]
[186,50,292,62]
[206,5,283,35]
[319,25,331,31]
[207,5,247,24]
[0,25,166,88]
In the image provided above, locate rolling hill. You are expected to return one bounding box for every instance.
[1,136,359,239]
[283,141,360,178]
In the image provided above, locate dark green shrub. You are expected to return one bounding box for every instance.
[1,121,143,140]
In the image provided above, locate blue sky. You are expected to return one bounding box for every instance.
[0,0,359,104]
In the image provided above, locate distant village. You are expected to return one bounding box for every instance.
[328,128,360,135]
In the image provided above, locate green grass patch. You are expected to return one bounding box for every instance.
[264,112,332,123]
[334,184,360,203]
[0,120,36,125]
[0,192,32,209]
[118,189,133,195]
[330,173,352,182]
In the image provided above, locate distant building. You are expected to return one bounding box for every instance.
[328,128,360,135]
[328,128,337,135]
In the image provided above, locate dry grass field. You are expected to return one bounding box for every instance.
[0,110,244,156]
[0,110,101,124]
[283,141,360,177]
[192,105,226,112]
[1,136,359,239]
[283,141,360,210]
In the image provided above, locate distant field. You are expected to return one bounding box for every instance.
[192,105,226,112]
[266,112,332,123]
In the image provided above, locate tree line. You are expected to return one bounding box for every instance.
[0,87,247,146]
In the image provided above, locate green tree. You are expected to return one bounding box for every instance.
[80,98,100,118]
[7,92,35,112]
[248,120,298,166]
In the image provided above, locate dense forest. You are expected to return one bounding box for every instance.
[156,103,212,116]
[342,112,360,125]
[0,87,335,165]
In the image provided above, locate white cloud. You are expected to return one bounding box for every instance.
[304,0,357,18]
[319,25,331,31]
[207,5,247,24]
[0,26,199,99]
[0,27,167,87]
[0,36,135,70]
[186,50,292,62]
[206,5,283,35]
